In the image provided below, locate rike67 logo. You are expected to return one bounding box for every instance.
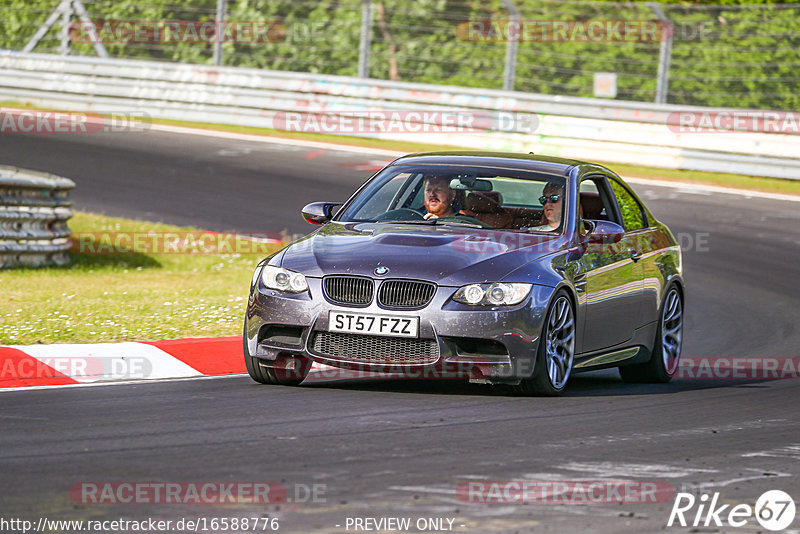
[668,490,796,531]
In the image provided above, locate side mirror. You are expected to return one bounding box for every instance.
[301,202,341,225]
[583,219,625,244]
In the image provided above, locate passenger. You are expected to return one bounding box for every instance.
[531,182,563,231]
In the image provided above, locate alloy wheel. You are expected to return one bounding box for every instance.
[661,288,683,375]
[545,296,575,389]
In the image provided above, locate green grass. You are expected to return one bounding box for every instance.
[0,212,282,345]
[4,100,799,197]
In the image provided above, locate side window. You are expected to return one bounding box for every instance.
[390,173,421,209]
[609,179,647,231]
[354,173,414,219]
[579,178,613,222]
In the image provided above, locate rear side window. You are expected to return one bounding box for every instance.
[609,179,647,231]
[488,177,550,207]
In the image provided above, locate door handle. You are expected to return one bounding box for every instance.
[629,249,642,262]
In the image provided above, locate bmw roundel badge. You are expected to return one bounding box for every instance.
[374,266,389,276]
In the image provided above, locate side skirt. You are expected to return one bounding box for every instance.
[573,321,657,373]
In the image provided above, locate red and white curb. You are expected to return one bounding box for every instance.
[0,337,245,390]
[0,337,380,391]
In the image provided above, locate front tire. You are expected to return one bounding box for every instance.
[243,327,310,385]
[619,285,683,383]
[514,290,576,396]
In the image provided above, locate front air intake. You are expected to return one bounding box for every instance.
[311,331,440,365]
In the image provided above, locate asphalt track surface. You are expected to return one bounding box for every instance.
[2,129,800,533]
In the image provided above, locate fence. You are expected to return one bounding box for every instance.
[0,0,798,111]
[0,166,74,268]
[1,52,799,179]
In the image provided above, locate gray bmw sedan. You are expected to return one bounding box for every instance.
[244,152,684,395]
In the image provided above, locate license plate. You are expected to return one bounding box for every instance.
[328,311,419,338]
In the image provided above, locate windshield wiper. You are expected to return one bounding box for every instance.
[372,219,437,225]
[373,219,485,229]
[433,221,486,228]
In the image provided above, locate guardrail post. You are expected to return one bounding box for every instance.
[58,2,72,56]
[648,2,673,104]
[358,0,372,78]
[213,0,227,66]
[500,0,520,92]
[0,166,75,269]
[23,0,71,54]
[24,0,109,58]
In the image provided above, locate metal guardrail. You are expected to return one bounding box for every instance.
[0,166,74,268]
[0,52,799,179]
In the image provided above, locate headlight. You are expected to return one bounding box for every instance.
[260,265,309,293]
[452,283,531,306]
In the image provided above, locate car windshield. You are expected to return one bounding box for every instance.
[336,164,567,233]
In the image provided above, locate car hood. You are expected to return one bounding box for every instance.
[279,222,564,285]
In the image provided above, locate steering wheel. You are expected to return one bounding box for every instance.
[375,208,425,221]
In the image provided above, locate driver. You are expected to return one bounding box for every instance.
[422,175,464,219]
[530,182,563,231]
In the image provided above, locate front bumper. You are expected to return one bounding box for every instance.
[245,278,554,383]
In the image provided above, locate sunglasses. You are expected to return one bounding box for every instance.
[539,194,561,204]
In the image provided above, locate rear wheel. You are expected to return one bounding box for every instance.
[243,327,310,385]
[619,285,683,383]
[514,291,575,396]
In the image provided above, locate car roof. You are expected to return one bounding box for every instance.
[390,151,597,177]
